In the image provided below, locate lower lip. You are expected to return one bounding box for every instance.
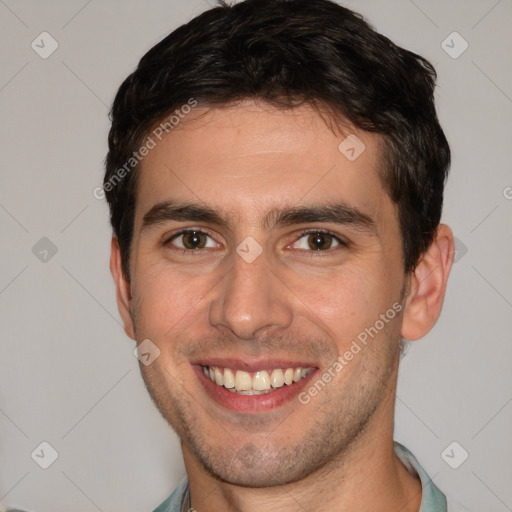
[194,365,317,413]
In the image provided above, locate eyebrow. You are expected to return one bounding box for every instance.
[141,200,377,235]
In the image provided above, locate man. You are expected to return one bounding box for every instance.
[104,0,454,510]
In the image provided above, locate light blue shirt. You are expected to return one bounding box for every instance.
[153,442,447,511]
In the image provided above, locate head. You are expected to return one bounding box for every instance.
[106,0,454,487]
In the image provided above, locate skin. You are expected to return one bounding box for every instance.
[110,100,454,512]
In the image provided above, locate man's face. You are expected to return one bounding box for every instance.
[124,101,407,486]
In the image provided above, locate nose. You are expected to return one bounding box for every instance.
[208,245,293,341]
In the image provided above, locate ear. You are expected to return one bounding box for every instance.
[401,224,455,341]
[110,236,136,340]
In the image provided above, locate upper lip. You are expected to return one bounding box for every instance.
[191,357,318,372]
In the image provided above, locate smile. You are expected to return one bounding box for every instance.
[194,360,317,412]
[201,365,314,395]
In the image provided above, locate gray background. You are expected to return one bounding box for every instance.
[0,0,511,510]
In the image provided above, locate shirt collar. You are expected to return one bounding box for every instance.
[394,442,447,512]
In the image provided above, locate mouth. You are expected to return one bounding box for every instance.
[194,361,317,412]
[201,365,313,394]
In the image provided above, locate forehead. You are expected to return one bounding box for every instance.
[134,100,391,226]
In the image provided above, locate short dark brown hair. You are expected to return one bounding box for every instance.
[104,0,450,280]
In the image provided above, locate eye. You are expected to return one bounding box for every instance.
[166,230,218,250]
[291,230,345,251]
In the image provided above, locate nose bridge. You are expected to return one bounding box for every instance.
[208,241,292,340]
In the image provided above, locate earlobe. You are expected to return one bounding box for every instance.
[110,236,136,340]
[401,224,455,341]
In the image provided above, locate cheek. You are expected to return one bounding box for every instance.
[130,259,217,341]
[292,263,397,346]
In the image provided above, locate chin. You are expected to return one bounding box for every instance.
[192,438,331,488]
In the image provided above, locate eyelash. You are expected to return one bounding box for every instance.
[291,229,348,254]
[163,228,348,255]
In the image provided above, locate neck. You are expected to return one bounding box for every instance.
[182,387,422,512]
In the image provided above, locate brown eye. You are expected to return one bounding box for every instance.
[307,232,334,250]
[169,230,215,250]
[291,231,343,251]
[183,231,207,249]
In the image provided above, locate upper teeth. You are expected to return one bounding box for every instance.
[202,366,313,394]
